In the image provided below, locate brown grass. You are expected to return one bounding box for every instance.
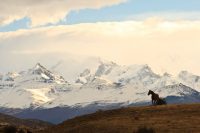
[41,104,200,133]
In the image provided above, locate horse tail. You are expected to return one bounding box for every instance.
[156,98,167,105]
[161,98,167,105]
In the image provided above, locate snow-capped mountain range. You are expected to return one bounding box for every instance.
[0,60,200,110]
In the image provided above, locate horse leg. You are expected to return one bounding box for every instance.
[153,100,156,105]
[154,100,156,105]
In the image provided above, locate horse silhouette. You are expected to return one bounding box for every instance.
[148,90,167,105]
[148,90,159,105]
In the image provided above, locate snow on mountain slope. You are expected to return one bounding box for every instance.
[0,63,76,108]
[0,60,199,109]
[76,61,160,85]
[76,69,92,84]
[178,71,200,92]
[71,61,200,106]
[156,83,199,97]
[30,63,66,84]
[3,72,20,81]
[75,59,116,84]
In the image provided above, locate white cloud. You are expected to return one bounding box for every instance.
[1,19,200,76]
[127,11,200,21]
[0,0,127,26]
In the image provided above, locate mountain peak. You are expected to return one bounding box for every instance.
[33,63,46,71]
[32,63,54,76]
[0,60,200,110]
[31,63,65,84]
[179,70,189,76]
[95,61,118,77]
[178,70,199,79]
[98,58,118,66]
[129,64,157,77]
[35,62,42,67]
[140,64,152,72]
[163,72,171,77]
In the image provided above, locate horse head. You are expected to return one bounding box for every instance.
[148,90,153,95]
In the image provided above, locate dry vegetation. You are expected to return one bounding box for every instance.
[41,104,200,133]
[0,113,52,133]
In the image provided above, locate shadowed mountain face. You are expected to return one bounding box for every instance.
[40,104,200,133]
[0,103,126,124]
[0,112,52,132]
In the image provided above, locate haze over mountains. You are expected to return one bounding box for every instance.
[0,58,200,123]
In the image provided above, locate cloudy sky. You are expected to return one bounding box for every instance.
[1,0,200,76]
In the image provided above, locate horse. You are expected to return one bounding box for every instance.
[148,90,160,105]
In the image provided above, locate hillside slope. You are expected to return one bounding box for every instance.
[0,113,52,132]
[41,104,200,133]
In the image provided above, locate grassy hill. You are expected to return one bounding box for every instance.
[41,104,200,133]
[0,113,52,133]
